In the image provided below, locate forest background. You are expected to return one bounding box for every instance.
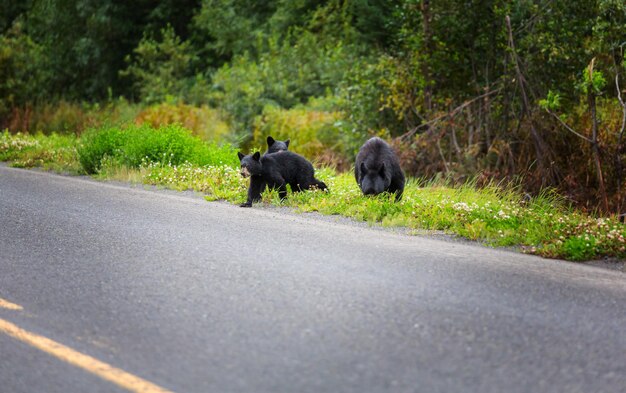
[2,0,626,213]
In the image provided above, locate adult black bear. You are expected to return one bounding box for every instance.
[237,151,327,207]
[355,137,405,201]
[265,136,290,154]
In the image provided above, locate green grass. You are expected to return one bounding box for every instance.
[138,160,626,261]
[1,130,81,173]
[2,129,626,261]
[77,123,239,174]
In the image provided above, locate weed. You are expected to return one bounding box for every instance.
[1,130,80,173]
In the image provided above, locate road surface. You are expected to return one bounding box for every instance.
[1,165,625,393]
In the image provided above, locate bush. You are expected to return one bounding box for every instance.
[77,123,239,174]
[208,30,364,137]
[135,102,231,141]
[251,105,350,168]
[209,54,266,134]
[77,126,126,174]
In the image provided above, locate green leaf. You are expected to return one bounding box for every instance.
[538,90,561,111]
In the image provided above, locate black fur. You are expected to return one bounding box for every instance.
[265,136,290,154]
[354,137,405,201]
[237,151,327,207]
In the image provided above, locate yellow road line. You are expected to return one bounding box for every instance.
[0,318,172,393]
[0,298,23,310]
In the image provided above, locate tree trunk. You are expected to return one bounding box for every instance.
[589,88,609,212]
[615,73,626,213]
[421,0,433,113]
[505,15,551,186]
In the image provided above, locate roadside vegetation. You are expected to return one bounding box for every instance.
[2,128,626,262]
[2,1,626,261]
[3,1,626,213]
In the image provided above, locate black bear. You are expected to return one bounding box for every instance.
[237,151,327,207]
[265,136,290,154]
[355,137,405,201]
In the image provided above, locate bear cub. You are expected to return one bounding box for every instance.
[355,137,405,201]
[265,136,290,154]
[237,151,327,207]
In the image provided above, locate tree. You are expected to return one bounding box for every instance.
[121,25,196,104]
[0,21,48,122]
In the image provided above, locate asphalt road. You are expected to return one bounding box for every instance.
[1,165,625,393]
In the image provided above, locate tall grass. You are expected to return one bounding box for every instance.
[4,99,142,134]
[77,123,239,174]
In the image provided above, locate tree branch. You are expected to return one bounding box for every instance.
[616,73,626,142]
[399,87,502,140]
[543,108,592,143]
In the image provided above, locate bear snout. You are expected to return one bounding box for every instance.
[240,167,251,178]
[361,185,377,195]
[360,176,383,196]
[361,184,378,195]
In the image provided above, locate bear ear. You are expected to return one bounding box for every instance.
[267,136,275,146]
[285,139,290,148]
[237,152,245,161]
[252,151,261,161]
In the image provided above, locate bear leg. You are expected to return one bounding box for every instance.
[241,176,266,207]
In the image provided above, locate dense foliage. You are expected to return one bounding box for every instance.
[2,0,626,212]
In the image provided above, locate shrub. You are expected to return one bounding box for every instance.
[251,105,350,168]
[77,126,126,174]
[209,54,266,134]
[135,102,231,141]
[208,30,364,137]
[77,123,239,174]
